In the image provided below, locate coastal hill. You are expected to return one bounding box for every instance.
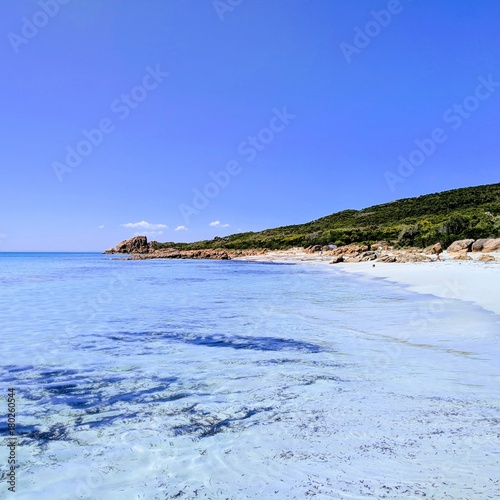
[151,182,500,251]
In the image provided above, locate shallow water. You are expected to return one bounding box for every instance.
[0,253,499,498]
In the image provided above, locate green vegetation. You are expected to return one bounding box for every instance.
[156,183,500,251]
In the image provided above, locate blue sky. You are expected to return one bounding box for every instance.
[1,0,499,251]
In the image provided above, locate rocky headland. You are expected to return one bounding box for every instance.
[104,236,268,260]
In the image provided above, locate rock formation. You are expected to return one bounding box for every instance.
[378,255,397,263]
[104,236,499,263]
[481,238,500,252]
[329,256,344,264]
[105,236,150,254]
[471,239,490,252]
[447,237,500,253]
[447,239,475,252]
[452,254,472,261]
[424,244,439,255]
[477,254,496,262]
[104,236,271,260]
[395,253,432,263]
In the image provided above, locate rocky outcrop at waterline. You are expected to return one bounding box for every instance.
[104,236,267,260]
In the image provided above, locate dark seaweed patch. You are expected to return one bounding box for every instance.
[107,330,322,353]
[40,374,180,411]
[187,334,321,353]
[172,407,272,438]
[78,411,139,429]
[40,369,79,379]
[107,384,173,405]
[45,383,79,395]
[7,365,34,373]
[14,424,70,444]
[152,393,191,403]
[153,376,178,384]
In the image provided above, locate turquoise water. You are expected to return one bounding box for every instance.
[1,253,499,498]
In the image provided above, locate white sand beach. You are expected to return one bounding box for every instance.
[336,259,500,316]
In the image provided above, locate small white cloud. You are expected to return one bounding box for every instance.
[209,220,229,228]
[175,226,188,231]
[121,221,167,230]
[98,225,105,229]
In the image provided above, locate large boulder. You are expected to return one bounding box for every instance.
[305,245,323,254]
[345,255,361,263]
[345,245,362,255]
[360,251,377,262]
[114,236,149,254]
[378,255,396,263]
[447,239,474,253]
[423,242,442,255]
[370,241,390,251]
[471,239,490,252]
[432,242,442,254]
[329,256,344,264]
[395,253,431,263]
[482,238,500,252]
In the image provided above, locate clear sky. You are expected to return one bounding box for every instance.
[1,0,499,251]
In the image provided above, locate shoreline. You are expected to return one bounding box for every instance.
[336,260,500,317]
[233,250,500,317]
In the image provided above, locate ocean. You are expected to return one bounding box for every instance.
[1,253,499,499]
